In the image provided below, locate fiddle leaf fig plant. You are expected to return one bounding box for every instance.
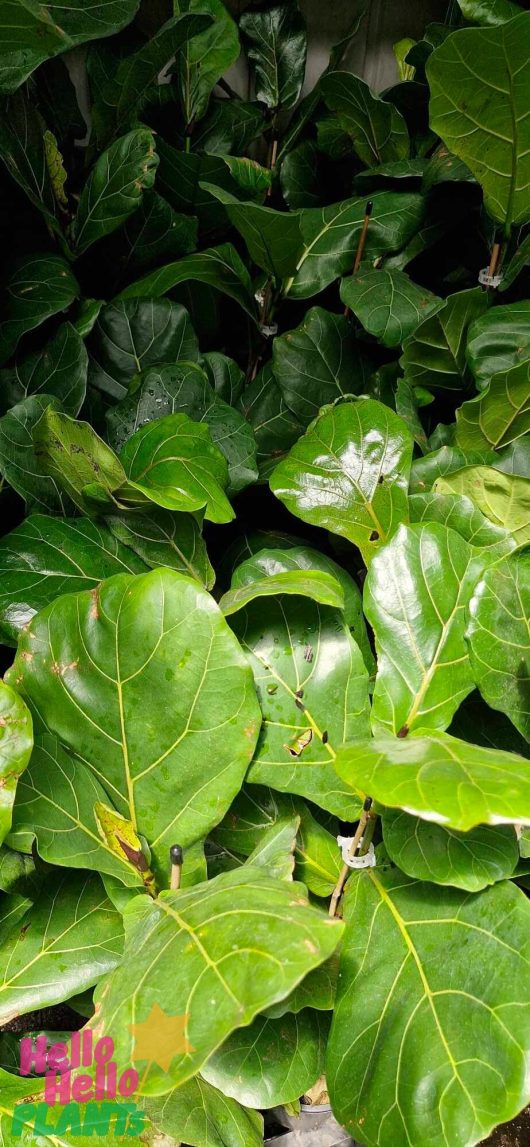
[1,2,530,1146]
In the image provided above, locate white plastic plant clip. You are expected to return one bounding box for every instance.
[337,835,376,869]
[260,322,278,338]
[478,267,503,289]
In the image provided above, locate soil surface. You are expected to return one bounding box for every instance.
[481,1110,530,1146]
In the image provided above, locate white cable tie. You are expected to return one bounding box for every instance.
[337,836,376,869]
[478,267,503,288]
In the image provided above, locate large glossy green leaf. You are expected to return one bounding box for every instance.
[143,1076,263,1147]
[321,71,409,166]
[272,307,369,423]
[32,407,127,513]
[466,548,530,740]
[334,730,530,830]
[176,0,240,127]
[106,508,214,589]
[87,866,343,1094]
[270,399,413,564]
[231,595,370,817]
[382,810,518,891]
[400,288,489,391]
[0,682,32,850]
[107,362,257,495]
[72,129,158,255]
[409,491,515,556]
[11,733,148,889]
[427,14,530,226]
[285,190,425,299]
[240,2,307,111]
[0,395,72,513]
[365,523,483,736]
[0,323,88,417]
[435,465,530,544]
[0,88,60,231]
[220,570,344,616]
[0,254,79,365]
[203,351,244,405]
[10,569,260,880]
[119,413,234,522]
[117,243,257,320]
[202,1010,327,1108]
[0,871,122,1023]
[0,514,145,645]
[341,269,441,348]
[202,185,303,280]
[327,867,530,1147]
[87,297,198,400]
[466,301,530,387]
[228,544,375,676]
[0,0,140,94]
[456,359,530,449]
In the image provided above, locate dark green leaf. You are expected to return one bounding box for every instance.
[194,99,264,156]
[110,192,198,281]
[10,568,261,880]
[202,184,303,280]
[427,14,530,225]
[499,232,530,290]
[231,595,370,817]
[400,288,489,391]
[0,88,60,232]
[11,733,148,888]
[203,351,244,404]
[466,301,530,387]
[202,1010,327,1108]
[280,141,324,210]
[270,399,413,563]
[72,129,159,255]
[0,322,87,417]
[334,730,530,830]
[321,71,409,167]
[0,254,79,365]
[106,508,214,589]
[240,2,307,111]
[466,548,530,740]
[328,868,530,1146]
[395,379,429,454]
[32,407,127,513]
[340,269,441,349]
[240,363,304,473]
[0,0,140,93]
[0,513,145,644]
[365,522,483,735]
[383,810,518,890]
[119,412,234,521]
[143,1076,263,1147]
[272,307,370,423]
[86,866,343,1093]
[457,0,523,25]
[0,395,73,513]
[409,445,496,493]
[87,298,198,400]
[285,190,425,299]
[176,0,239,127]
[118,243,257,320]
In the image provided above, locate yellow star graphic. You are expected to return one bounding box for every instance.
[128,1003,195,1073]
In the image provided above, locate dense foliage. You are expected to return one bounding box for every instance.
[1,1,530,1144]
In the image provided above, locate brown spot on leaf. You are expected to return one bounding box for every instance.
[369,530,379,542]
[397,724,409,738]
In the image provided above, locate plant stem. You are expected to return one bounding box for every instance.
[328,801,376,918]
